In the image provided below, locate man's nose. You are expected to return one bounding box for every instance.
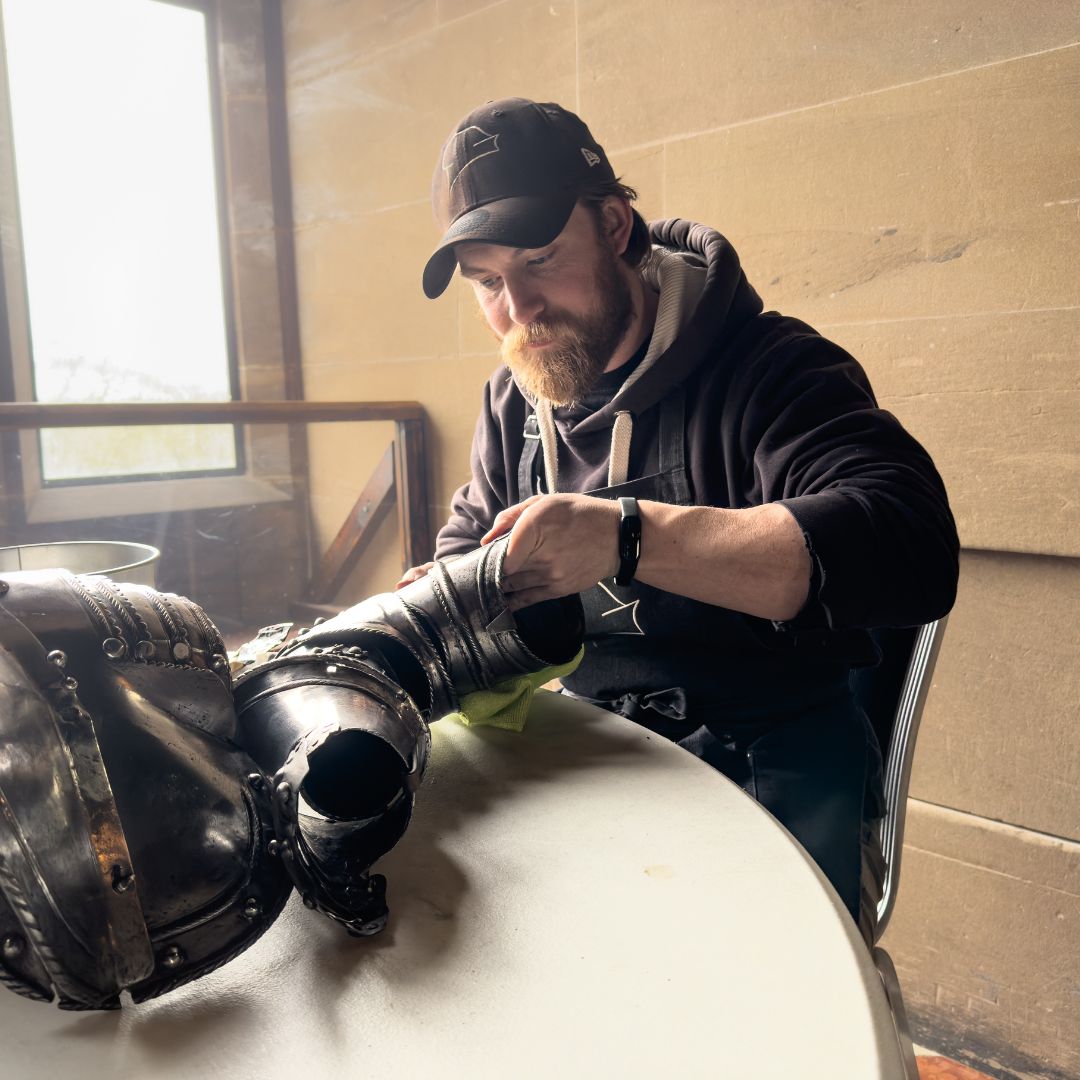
[504,278,544,327]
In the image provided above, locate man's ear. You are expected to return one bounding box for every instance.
[598,196,634,257]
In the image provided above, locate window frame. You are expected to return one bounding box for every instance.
[0,0,299,525]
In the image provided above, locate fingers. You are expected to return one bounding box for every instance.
[480,508,520,545]
[394,561,435,590]
[480,495,543,546]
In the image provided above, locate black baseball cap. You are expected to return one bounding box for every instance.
[422,97,616,299]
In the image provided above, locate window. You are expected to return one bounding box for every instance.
[0,0,300,525]
[2,0,239,486]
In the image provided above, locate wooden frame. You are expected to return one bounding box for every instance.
[0,400,432,604]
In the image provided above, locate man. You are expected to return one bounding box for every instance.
[401,97,958,939]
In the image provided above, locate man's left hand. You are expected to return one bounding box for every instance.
[480,494,620,610]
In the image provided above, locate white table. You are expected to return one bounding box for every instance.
[4,691,904,1079]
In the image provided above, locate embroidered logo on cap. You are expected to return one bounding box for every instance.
[444,126,500,191]
[581,148,601,167]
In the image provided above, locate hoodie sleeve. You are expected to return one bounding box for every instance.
[433,373,522,560]
[739,328,959,631]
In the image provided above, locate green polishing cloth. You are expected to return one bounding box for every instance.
[446,647,584,733]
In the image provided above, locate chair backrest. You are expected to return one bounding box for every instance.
[850,618,948,941]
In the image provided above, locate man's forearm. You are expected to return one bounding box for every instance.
[634,501,811,622]
[488,493,812,617]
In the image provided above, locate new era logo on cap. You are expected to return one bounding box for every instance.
[581,148,601,167]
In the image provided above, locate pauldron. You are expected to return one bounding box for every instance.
[0,540,583,1009]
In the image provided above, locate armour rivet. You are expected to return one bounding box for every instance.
[111,864,135,894]
[46,650,67,668]
[2,934,24,959]
[242,897,262,920]
[102,637,126,660]
[161,945,184,969]
[135,640,155,660]
[172,641,191,661]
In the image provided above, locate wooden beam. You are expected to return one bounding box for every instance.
[261,0,315,592]
[0,400,424,428]
[0,399,433,608]
[394,417,432,571]
[307,441,396,604]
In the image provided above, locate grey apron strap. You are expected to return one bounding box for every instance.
[657,385,692,504]
[518,386,688,505]
[516,412,543,503]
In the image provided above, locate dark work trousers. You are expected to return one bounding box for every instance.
[519,387,885,942]
[675,681,885,942]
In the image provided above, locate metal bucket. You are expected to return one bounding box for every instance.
[0,541,161,587]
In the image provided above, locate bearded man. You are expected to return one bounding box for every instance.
[401,97,959,939]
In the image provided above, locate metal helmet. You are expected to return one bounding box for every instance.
[0,570,289,1009]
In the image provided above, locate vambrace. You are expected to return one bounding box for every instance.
[232,536,584,936]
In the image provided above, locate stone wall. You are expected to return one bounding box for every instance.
[281,4,1080,1074]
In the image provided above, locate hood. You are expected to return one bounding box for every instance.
[520,220,763,493]
[615,219,763,417]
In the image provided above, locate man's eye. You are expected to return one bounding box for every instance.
[479,277,499,290]
[527,254,551,268]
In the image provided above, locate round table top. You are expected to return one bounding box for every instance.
[4,690,903,1079]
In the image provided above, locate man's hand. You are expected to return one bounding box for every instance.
[395,562,436,590]
[481,494,620,610]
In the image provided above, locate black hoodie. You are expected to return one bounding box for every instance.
[435,219,958,670]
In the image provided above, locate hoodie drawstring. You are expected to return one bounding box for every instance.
[536,400,560,494]
[534,403,634,494]
[608,411,633,488]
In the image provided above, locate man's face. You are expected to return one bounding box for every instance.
[456,202,633,405]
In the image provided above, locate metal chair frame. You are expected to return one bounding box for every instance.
[864,617,949,1080]
[875,617,948,939]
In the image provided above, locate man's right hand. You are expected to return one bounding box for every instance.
[395,562,436,590]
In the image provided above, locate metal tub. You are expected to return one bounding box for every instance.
[0,541,161,587]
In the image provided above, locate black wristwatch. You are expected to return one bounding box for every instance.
[614,496,642,587]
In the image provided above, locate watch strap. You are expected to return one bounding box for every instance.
[614,497,641,587]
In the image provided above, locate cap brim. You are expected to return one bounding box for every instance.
[422,192,578,299]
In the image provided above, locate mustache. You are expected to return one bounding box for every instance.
[503,319,576,348]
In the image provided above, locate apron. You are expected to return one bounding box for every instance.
[516,387,884,932]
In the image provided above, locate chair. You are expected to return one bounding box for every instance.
[851,618,949,1080]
